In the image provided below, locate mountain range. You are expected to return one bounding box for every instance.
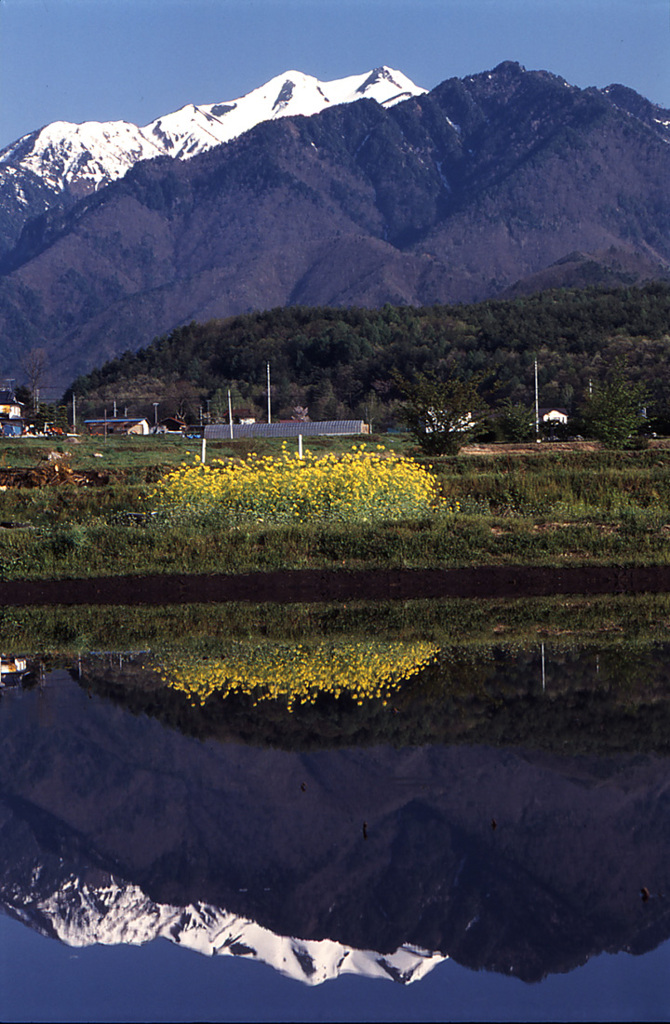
[0,67,423,210]
[0,61,669,391]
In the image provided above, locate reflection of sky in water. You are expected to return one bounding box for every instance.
[2,912,670,1023]
[1,653,669,1022]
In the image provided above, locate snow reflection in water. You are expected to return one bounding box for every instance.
[0,638,670,1019]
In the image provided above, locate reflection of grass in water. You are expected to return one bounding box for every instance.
[79,640,670,757]
[3,589,670,745]
[60,591,670,754]
[8,592,668,754]
[3,592,670,657]
[157,639,440,709]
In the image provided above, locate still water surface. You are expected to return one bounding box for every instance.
[1,618,669,1021]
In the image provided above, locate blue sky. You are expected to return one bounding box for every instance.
[0,0,668,149]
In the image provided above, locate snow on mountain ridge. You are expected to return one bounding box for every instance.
[0,67,426,197]
[5,120,165,194]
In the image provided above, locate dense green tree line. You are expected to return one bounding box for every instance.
[64,283,670,431]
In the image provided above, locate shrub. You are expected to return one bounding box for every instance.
[151,446,444,525]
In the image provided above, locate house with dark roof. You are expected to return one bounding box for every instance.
[0,388,25,436]
[84,418,150,436]
[159,416,187,434]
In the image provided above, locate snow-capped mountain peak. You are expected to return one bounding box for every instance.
[0,118,165,195]
[0,66,426,198]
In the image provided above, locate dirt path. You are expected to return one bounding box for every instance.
[462,439,670,455]
[4,565,670,606]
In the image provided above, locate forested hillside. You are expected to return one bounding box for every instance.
[66,283,670,428]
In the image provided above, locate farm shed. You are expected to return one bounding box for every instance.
[0,387,25,435]
[204,420,369,440]
[1,420,24,437]
[85,418,150,436]
[0,656,28,686]
[159,416,187,433]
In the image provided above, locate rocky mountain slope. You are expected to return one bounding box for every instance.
[0,61,668,390]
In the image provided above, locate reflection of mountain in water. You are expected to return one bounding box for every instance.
[6,871,443,985]
[78,644,670,755]
[0,671,669,983]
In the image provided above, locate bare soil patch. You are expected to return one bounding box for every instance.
[462,439,670,456]
[4,565,670,607]
[0,465,109,488]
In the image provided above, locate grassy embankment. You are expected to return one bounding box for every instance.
[3,434,670,579]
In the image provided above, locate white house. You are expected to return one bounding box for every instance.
[0,390,23,419]
[539,407,569,425]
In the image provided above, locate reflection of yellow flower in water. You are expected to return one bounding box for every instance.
[159,640,439,710]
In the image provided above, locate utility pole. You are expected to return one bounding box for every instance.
[267,362,272,424]
[228,389,234,440]
[153,402,159,429]
[71,393,76,433]
[534,358,540,437]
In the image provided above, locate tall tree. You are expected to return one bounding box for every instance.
[583,363,648,449]
[21,348,48,412]
[394,371,487,455]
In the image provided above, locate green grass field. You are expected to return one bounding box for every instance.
[3,433,670,579]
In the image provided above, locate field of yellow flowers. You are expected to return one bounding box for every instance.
[152,445,444,525]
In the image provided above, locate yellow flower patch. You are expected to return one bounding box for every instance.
[152,446,444,525]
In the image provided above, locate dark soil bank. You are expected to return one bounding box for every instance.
[5,565,670,606]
